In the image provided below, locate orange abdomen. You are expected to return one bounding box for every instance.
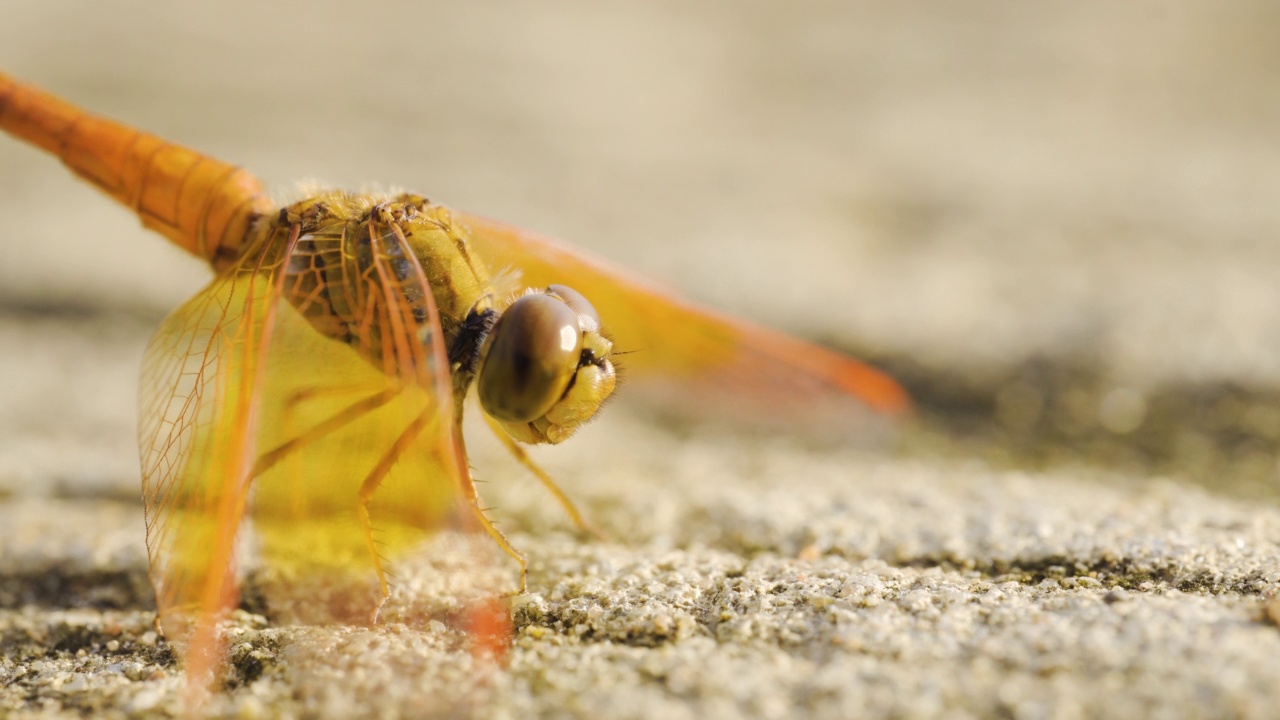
[0,71,272,264]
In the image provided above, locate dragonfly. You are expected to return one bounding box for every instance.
[0,71,910,692]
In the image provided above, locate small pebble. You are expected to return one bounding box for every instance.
[1265,598,1280,628]
[1103,589,1129,604]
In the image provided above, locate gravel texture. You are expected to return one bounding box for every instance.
[2,2,1280,718]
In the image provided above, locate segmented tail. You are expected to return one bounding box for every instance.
[0,71,272,264]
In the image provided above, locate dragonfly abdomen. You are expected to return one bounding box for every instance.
[0,71,272,264]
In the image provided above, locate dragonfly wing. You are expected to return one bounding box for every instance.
[138,235,292,684]
[139,206,503,690]
[457,213,910,425]
[245,209,479,627]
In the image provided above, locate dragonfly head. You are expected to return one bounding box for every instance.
[477,284,616,444]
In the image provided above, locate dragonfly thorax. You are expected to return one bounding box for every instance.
[266,190,616,444]
[269,192,495,380]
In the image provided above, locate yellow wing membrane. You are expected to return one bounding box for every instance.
[458,213,911,421]
[138,198,476,687]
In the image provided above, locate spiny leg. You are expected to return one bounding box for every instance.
[258,387,400,523]
[355,407,438,617]
[452,424,529,594]
[346,405,532,600]
[284,382,385,410]
[270,381,389,471]
[482,412,608,541]
[251,388,399,478]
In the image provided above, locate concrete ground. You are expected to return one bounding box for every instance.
[2,2,1280,718]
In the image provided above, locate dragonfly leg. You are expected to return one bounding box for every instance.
[481,412,608,541]
[354,407,437,620]
[283,382,381,408]
[452,425,529,594]
[274,383,389,479]
[252,388,399,478]
[465,497,528,595]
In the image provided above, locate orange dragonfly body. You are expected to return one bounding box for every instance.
[0,71,909,692]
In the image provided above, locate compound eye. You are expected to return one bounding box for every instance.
[478,294,583,423]
[546,284,600,326]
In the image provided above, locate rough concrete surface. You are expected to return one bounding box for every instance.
[2,2,1280,718]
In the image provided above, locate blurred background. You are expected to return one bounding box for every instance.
[2,1,1279,499]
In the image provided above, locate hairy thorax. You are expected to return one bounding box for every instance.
[236,191,497,384]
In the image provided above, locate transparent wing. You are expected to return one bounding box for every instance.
[457,213,911,425]
[247,212,475,626]
[138,233,292,683]
[139,208,500,689]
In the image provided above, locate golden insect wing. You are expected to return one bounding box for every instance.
[138,196,487,674]
[459,213,912,422]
